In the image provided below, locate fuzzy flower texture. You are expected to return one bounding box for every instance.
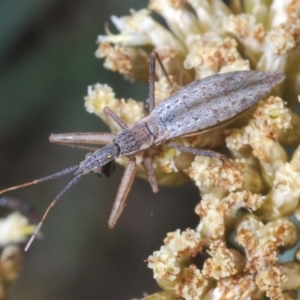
[0,196,36,299]
[85,0,300,299]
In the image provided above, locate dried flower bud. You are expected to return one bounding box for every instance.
[202,274,259,300]
[223,14,265,65]
[196,191,264,239]
[184,33,249,78]
[257,19,300,72]
[175,265,208,299]
[257,152,300,220]
[187,157,245,196]
[164,229,203,257]
[226,96,291,187]
[96,43,150,81]
[0,245,22,285]
[148,245,183,282]
[255,266,287,299]
[202,240,245,279]
[0,212,36,246]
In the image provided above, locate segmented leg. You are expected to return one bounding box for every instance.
[108,159,137,229]
[52,144,99,152]
[141,50,175,192]
[50,132,115,145]
[168,142,227,160]
[148,51,173,113]
[103,107,127,132]
[143,155,158,193]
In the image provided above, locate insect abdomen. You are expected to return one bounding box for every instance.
[153,71,285,139]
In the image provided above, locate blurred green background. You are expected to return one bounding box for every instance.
[0,0,200,299]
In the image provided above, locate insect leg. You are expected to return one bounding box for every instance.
[103,107,127,132]
[48,144,99,152]
[168,142,227,160]
[108,158,137,229]
[143,155,158,193]
[50,132,115,145]
[148,51,173,113]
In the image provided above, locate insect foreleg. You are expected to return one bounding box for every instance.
[108,158,137,229]
[50,132,116,145]
[168,142,227,160]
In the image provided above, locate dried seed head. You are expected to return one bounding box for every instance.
[202,240,245,279]
[187,157,245,195]
[175,265,208,299]
[184,34,249,78]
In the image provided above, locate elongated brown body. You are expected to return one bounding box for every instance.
[0,55,286,249]
[113,70,285,157]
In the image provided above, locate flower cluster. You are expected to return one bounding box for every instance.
[0,196,36,298]
[87,0,300,299]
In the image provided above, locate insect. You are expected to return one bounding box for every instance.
[0,51,285,250]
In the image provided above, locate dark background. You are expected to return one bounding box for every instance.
[0,0,200,299]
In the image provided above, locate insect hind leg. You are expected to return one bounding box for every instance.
[168,142,227,160]
[148,51,173,113]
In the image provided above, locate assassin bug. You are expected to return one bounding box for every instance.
[0,51,285,250]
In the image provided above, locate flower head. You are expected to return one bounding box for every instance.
[89,0,300,299]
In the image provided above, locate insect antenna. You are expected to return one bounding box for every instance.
[24,173,83,251]
[0,165,78,196]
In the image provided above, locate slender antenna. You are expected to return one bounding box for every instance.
[0,165,78,195]
[24,174,83,251]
